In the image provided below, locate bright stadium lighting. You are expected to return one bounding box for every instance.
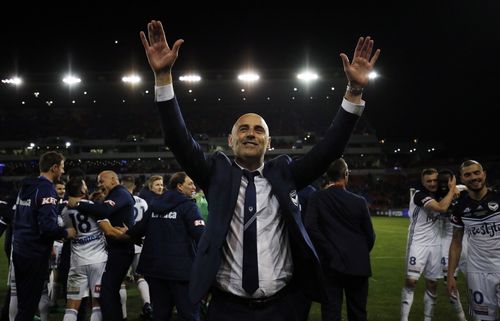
[297,71,319,82]
[238,72,260,82]
[1,77,22,85]
[62,75,81,86]
[368,71,379,79]
[122,74,141,84]
[179,74,201,82]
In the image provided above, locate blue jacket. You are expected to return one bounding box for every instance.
[77,184,135,249]
[157,97,359,303]
[304,187,375,277]
[12,176,67,258]
[128,190,205,280]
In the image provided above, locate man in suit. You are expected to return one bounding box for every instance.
[304,158,375,321]
[140,19,380,321]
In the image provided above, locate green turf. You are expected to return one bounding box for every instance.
[0,217,470,320]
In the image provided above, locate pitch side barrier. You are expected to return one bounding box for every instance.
[371,208,409,218]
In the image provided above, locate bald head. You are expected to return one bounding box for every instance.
[228,113,271,171]
[97,170,120,193]
[231,113,269,136]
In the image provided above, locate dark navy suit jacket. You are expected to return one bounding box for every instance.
[304,187,375,277]
[157,97,360,304]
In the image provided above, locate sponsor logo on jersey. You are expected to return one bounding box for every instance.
[104,200,116,206]
[73,232,103,245]
[41,197,57,205]
[16,197,31,207]
[289,190,299,207]
[152,211,177,219]
[194,219,205,226]
[463,207,471,213]
[467,221,500,238]
[488,202,499,212]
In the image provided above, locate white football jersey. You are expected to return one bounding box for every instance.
[407,189,441,246]
[451,190,500,272]
[133,195,148,254]
[61,200,107,267]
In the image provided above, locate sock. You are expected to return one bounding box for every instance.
[63,308,78,321]
[38,292,50,321]
[137,278,150,304]
[120,283,127,319]
[90,306,102,321]
[50,282,61,306]
[400,286,414,321]
[9,289,17,321]
[423,290,437,321]
[450,289,467,321]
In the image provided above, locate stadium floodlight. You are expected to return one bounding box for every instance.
[297,71,319,82]
[62,75,81,86]
[65,142,71,148]
[368,71,379,80]
[179,74,201,82]
[1,77,22,86]
[238,72,260,82]
[122,74,141,84]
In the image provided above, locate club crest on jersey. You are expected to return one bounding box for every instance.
[104,200,116,206]
[290,190,299,207]
[488,202,499,212]
[41,197,57,205]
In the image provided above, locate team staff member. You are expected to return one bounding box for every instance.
[140,20,380,321]
[305,158,375,321]
[117,172,205,321]
[68,170,135,321]
[12,151,76,321]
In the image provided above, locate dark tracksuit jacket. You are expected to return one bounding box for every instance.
[127,190,205,280]
[12,176,68,321]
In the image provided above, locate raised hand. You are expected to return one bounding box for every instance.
[140,20,184,77]
[340,36,381,88]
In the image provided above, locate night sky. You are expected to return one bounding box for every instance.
[1,2,498,158]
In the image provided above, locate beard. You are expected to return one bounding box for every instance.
[467,180,486,192]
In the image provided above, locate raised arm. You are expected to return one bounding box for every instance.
[340,36,380,104]
[291,36,381,189]
[140,20,211,190]
[140,20,184,86]
[424,176,458,213]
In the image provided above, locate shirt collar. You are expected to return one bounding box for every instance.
[233,160,264,176]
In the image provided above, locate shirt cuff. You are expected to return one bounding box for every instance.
[341,98,365,116]
[155,84,175,102]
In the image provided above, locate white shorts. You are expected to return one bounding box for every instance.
[67,262,106,300]
[467,272,500,320]
[406,243,442,280]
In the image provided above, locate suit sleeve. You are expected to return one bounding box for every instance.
[290,107,360,190]
[157,99,211,191]
[304,193,333,257]
[37,187,67,240]
[360,199,376,251]
[77,190,129,220]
